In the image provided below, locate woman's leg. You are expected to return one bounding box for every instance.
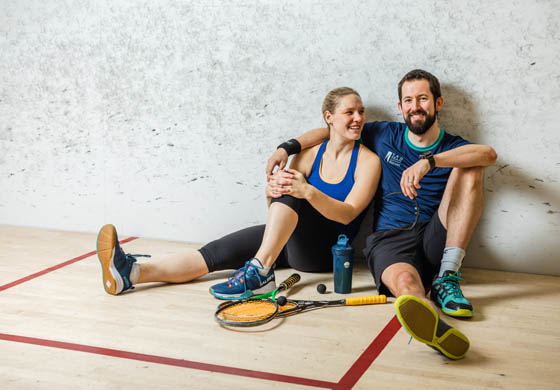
[130,197,302,290]
[254,202,298,268]
[135,225,268,286]
[209,197,302,299]
[135,249,209,284]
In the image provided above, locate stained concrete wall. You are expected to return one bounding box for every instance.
[1,1,559,275]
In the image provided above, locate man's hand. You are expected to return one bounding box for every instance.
[400,159,431,199]
[266,169,293,198]
[266,148,289,180]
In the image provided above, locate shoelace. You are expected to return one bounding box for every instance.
[440,271,465,297]
[225,260,258,292]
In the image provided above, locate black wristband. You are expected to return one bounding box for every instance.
[277,138,302,156]
[419,151,436,170]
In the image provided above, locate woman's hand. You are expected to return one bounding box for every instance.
[266,169,292,198]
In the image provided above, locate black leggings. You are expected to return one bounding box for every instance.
[199,196,340,273]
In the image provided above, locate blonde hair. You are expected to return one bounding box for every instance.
[322,87,361,125]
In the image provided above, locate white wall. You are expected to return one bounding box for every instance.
[1,0,559,275]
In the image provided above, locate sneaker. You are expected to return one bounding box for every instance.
[96,224,150,295]
[209,258,276,300]
[395,295,470,360]
[431,270,474,318]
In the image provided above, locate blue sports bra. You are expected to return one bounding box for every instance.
[307,141,366,239]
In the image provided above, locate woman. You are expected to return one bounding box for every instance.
[96,87,381,299]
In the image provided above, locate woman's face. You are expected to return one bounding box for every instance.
[326,94,365,140]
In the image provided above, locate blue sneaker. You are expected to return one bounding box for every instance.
[210,258,276,300]
[96,224,150,295]
[430,270,474,318]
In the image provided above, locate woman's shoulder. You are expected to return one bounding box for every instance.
[299,143,322,160]
[289,143,322,175]
[355,143,381,179]
[357,142,380,163]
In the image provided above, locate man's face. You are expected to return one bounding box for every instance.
[398,79,440,135]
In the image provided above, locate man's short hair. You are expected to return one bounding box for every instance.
[398,69,442,102]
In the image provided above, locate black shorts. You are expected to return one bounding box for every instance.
[363,212,447,297]
[199,195,341,273]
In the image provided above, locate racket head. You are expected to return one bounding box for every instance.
[215,299,279,327]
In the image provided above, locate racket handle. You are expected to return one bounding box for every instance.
[345,295,387,306]
[278,273,300,291]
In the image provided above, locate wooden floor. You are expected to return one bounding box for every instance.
[1,225,559,389]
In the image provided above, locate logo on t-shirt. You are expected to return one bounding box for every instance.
[384,151,403,167]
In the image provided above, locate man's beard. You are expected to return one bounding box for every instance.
[404,109,437,135]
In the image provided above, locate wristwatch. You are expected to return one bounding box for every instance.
[419,151,436,170]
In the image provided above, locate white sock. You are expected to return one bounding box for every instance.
[130,262,140,285]
[438,247,466,277]
[250,258,271,276]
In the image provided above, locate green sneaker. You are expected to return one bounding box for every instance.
[395,295,470,360]
[431,270,474,318]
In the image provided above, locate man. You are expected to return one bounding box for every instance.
[266,69,497,359]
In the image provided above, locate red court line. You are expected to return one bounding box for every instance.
[0,333,337,389]
[335,315,402,389]
[0,237,403,387]
[0,237,137,292]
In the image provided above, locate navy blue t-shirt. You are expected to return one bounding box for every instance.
[361,121,470,231]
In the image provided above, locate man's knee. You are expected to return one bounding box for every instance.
[394,270,422,295]
[452,166,484,191]
[396,270,416,286]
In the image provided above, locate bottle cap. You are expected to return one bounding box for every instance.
[336,234,349,248]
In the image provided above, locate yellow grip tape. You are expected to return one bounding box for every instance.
[280,273,301,290]
[345,295,387,306]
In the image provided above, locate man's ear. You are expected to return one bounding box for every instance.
[436,96,444,112]
[397,101,403,115]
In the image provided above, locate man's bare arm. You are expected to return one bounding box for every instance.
[433,144,497,168]
[266,127,329,177]
[401,144,497,199]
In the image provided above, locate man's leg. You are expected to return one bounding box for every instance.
[438,166,484,252]
[432,166,484,317]
[382,263,470,360]
[381,262,434,308]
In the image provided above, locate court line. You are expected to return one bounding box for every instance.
[0,333,338,389]
[0,237,137,292]
[335,315,402,389]
[0,236,403,387]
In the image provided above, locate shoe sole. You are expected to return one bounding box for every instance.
[96,224,122,295]
[441,307,474,318]
[395,295,470,360]
[431,292,474,318]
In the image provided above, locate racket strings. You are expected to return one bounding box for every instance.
[217,300,277,322]
[278,302,298,315]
